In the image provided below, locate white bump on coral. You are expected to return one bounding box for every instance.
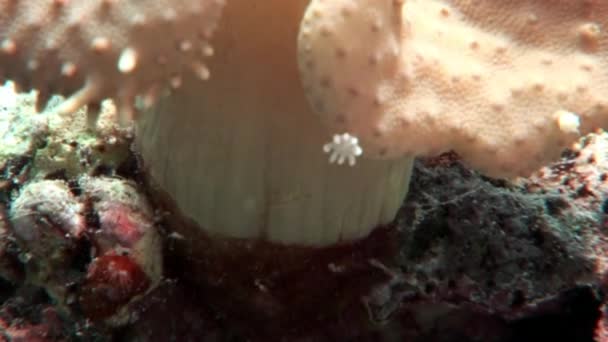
[118,47,138,73]
[0,81,16,109]
[323,133,363,166]
[0,39,16,54]
[556,110,581,135]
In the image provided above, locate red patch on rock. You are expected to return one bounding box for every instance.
[79,254,150,320]
[97,204,146,249]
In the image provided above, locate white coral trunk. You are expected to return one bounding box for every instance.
[134,0,414,246]
[136,82,413,246]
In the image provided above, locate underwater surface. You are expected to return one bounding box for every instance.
[0,82,607,341]
[1,1,608,341]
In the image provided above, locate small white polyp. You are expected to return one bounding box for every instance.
[556,110,581,135]
[323,133,363,166]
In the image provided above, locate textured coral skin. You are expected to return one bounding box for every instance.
[0,0,225,123]
[299,0,608,177]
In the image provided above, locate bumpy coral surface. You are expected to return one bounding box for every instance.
[299,0,608,177]
[10,180,85,247]
[0,0,225,123]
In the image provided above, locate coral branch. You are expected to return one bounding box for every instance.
[0,0,225,124]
